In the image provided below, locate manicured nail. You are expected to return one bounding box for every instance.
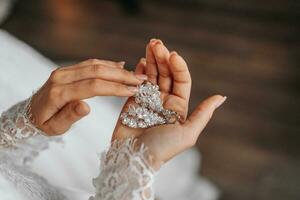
[127,86,139,93]
[155,39,163,45]
[150,38,157,43]
[140,58,146,64]
[215,96,227,109]
[170,51,178,56]
[118,61,125,66]
[135,74,148,80]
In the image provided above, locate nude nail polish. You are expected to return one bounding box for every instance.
[127,86,138,93]
[135,74,148,80]
[118,61,125,66]
[140,58,146,63]
[215,96,227,109]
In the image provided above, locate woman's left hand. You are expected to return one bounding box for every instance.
[113,39,226,170]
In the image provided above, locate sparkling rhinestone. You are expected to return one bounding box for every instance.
[120,113,127,119]
[120,81,179,129]
[138,121,147,128]
[128,105,136,116]
[128,119,137,128]
[122,117,130,125]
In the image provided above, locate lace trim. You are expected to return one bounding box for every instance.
[91,138,155,200]
[0,97,46,149]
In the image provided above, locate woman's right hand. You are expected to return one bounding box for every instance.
[30,59,148,136]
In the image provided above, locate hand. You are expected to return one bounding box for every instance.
[31,59,148,136]
[113,39,226,170]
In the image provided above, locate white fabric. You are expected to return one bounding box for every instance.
[0,30,219,200]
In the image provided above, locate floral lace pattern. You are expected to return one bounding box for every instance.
[0,99,66,200]
[90,138,155,200]
[0,97,45,148]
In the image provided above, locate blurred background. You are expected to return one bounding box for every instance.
[0,0,299,199]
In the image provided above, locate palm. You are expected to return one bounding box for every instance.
[112,40,191,141]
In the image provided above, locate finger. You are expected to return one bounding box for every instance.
[135,58,146,75]
[184,95,226,141]
[43,100,90,135]
[49,64,147,84]
[146,39,160,84]
[152,43,172,93]
[64,59,125,69]
[54,79,139,108]
[169,52,192,101]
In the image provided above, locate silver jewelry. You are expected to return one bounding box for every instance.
[120,82,180,128]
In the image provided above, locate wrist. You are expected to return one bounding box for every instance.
[134,138,164,171]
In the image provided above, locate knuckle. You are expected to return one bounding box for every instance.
[90,64,104,74]
[120,70,134,82]
[148,73,157,80]
[87,59,100,64]
[48,86,61,101]
[49,68,62,83]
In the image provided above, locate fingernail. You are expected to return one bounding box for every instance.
[150,38,157,43]
[127,86,139,93]
[135,74,148,80]
[140,58,146,64]
[156,39,163,45]
[215,96,227,109]
[171,51,178,55]
[140,58,147,65]
[118,61,125,66]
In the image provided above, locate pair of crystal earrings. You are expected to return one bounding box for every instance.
[120,82,180,128]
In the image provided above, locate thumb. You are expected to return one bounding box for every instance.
[43,100,90,135]
[184,95,226,141]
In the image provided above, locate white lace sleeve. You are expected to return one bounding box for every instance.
[0,98,66,200]
[0,97,43,148]
[90,138,155,200]
[0,97,61,166]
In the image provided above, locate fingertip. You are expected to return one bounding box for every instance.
[155,39,163,45]
[74,101,90,116]
[170,51,178,56]
[118,61,125,68]
[150,38,157,43]
[150,38,163,47]
[200,95,226,110]
[140,57,146,65]
[214,95,227,109]
[153,43,169,61]
[169,51,181,62]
